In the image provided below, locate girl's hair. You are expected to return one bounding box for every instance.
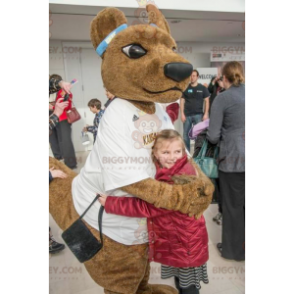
[152,129,186,164]
[87,98,101,110]
[222,61,245,86]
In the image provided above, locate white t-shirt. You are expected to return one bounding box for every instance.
[72,98,174,245]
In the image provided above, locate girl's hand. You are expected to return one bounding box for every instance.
[98,194,108,206]
[50,167,67,179]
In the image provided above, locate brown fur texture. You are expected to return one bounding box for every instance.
[49,157,177,294]
[146,4,170,34]
[91,6,190,114]
[121,159,213,220]
[50,4,214,294]
[90,8,127,50]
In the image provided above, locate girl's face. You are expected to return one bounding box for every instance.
[154,139,184,169]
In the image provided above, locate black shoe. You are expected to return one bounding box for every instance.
[213,213,222,225]
[217,242,222,254]
[48,237,65,254]
[216,243,246,262]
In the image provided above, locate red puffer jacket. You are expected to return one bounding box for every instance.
[104,155,209,268]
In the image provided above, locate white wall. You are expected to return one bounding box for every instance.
[49,0,245,13]
[49,40,66,79]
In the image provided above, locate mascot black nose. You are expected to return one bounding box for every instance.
[164,63,193,82]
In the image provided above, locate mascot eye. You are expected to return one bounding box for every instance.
[122,45,147,59]
[150,122,155,127]
[142,122,146,127]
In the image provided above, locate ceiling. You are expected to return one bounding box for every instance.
[49,4,245,43]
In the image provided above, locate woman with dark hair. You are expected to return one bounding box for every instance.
[207,61,245,261]
[49,74,77,169]
[208,75,225,115]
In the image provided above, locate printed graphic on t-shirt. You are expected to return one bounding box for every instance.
[132,218,148,245]
[131,110,162,149]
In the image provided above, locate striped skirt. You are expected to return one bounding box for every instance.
[161,264,209,289]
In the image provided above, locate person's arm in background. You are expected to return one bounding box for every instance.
[206,95,225,144]
[55,90,72,112]
[180,97,186,123]
[49,98,69,132]
[49,78,72,95]
[208,77,217,94]
[202,97,210,121]
[208,83,213,94]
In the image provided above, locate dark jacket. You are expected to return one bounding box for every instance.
[207,84,245,172]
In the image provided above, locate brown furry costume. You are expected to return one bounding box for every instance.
[50,5,214,294]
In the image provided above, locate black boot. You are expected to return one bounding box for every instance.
[174,277,182,294]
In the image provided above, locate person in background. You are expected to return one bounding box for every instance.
[49,74,77,169]
[103,87,116,109]
[49,167,67,254]
[49,73,72,132]
[49,75,72,95]
[208,76,225,224]
[208,76,225,115]
[166,102,180,124]
[83,99,104,143]
[180,69,210,152]
[48,75,71,254]
[207,61,245,261]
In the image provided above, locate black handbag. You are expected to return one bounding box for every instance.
[62,195,104,263]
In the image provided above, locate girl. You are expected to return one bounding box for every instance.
[99,129,209,294]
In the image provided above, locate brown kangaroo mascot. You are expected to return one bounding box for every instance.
[49,4,213,294]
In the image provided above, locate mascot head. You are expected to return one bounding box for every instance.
[90,4,192,113]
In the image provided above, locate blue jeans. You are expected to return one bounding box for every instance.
[183,114,203,152]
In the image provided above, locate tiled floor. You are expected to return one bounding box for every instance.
[49,151,245,294]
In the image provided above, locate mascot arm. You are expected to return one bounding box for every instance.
[121,162,214,219]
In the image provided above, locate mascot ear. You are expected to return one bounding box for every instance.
[90,8,127,52]
[146,4,171,35]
